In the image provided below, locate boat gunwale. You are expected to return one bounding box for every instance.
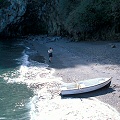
[61,77,112,94]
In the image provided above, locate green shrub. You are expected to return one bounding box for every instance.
[58,0,120,40]
[0,0,11,9]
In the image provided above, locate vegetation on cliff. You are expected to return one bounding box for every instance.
[0,0,11,9]
[58,0,120,41]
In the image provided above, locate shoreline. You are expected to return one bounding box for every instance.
[25,35,120,113]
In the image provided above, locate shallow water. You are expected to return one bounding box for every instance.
[0,39,33,120]
[0,38,120,120]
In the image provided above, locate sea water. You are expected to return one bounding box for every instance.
[0,37,120,120]
[0,39,33,120]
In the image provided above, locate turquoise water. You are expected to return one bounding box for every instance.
[0,39,33,120]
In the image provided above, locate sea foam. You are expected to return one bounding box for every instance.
[2,47,120,120]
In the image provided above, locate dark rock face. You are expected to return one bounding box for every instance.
[0,0,27,37]
[22,0,61,36]
[0,0,60,37]
[1,0,120,41]
[0,0,67,38]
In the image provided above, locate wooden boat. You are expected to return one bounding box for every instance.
[60,77,112,96]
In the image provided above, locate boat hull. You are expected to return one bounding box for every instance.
[61,77,112,96]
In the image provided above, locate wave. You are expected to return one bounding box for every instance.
[1,44,120,120]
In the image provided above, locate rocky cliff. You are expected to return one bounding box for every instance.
[0,0,60,37]
[0,0,120,41]
[0,0,27,36]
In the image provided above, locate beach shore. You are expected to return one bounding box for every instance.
[25,35,120,113]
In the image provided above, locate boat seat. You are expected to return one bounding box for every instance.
[78,84,85,89]
[62,83,86,90]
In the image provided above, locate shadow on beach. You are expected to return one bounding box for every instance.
[23,36,120,70]
[61,86,115,99]
[48,39,120,68]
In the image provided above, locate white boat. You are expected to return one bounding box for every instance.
[60,77,112,96]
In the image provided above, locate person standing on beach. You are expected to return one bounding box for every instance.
[48,47,53,62]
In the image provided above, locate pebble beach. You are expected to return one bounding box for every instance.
[24,35,120,119]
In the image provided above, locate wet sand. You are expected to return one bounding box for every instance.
[25,35,120,113]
